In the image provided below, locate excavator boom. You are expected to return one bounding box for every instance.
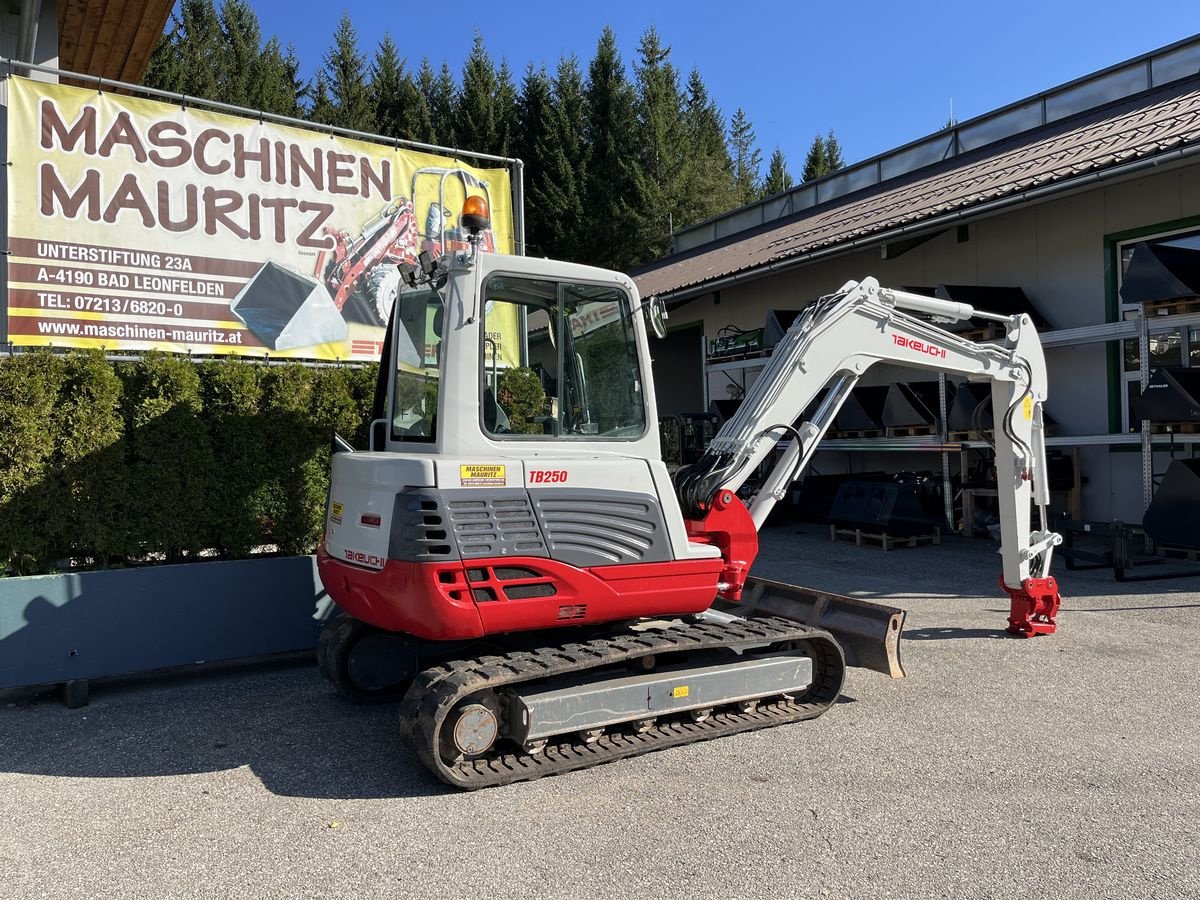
[677,276,1062,636]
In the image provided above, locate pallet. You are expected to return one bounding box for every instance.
[1148,422,1200,434]
[834,429,885,439]
[885,424,938,437]
[1143,297,1200,318]
[829,524,942,550]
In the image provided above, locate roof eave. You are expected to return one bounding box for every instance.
[645,142,1200,304]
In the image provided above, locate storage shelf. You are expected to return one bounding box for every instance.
[815,432,1200,452]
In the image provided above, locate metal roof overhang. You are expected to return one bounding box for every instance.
[649,143,1200,306]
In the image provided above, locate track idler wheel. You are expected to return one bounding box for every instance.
[317,615,415,703]
[439,695,501,764]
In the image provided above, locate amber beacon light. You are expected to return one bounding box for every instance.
[461,195,490,234]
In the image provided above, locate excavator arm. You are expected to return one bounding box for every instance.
[676,276,1063,637]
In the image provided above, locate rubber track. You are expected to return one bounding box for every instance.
[398,615,844,789]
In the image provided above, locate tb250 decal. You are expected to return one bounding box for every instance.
[529,470,568,484]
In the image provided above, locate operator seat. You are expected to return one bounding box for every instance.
[483,387,510,433]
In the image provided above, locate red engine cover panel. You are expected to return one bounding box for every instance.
[317,542,724,640]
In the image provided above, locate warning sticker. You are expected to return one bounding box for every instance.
[460,464,507,486]
[1023,397,1034,420]
[330,501,344,525]
[672,685,689,699]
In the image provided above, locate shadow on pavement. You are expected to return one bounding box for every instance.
[904,627,1011,641]
[1066,602,1200,612]
[0,659,450,800]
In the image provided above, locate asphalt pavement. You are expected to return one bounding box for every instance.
[2,524,1198,900]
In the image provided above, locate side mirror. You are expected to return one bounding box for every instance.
[645,295,668,339]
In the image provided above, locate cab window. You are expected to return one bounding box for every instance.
[481,276,646,439]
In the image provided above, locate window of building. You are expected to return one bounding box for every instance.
[1117,227,1200,431]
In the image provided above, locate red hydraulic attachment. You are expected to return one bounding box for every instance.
[1000,574,1061,637]
[683,488,759,601]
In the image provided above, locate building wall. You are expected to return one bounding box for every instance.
[0,0,60,82]
[669,161,1200,523]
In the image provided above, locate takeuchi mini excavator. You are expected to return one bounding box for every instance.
[316,197,1064,789]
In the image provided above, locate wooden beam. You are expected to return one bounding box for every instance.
[58,0,87,72]
[115,0,173,83]
[81,0,129,78]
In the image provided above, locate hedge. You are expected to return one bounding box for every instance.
[0,350,377,577]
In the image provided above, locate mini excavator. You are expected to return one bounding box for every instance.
[316,196,1063,789]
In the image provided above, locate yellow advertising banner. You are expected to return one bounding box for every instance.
[4,76,516,362]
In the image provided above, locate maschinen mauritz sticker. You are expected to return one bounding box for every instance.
[460,464,506,486]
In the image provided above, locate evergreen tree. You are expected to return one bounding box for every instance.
[457,32,499,154]
[144,0,222,99]
[823,130,845,171]
[761,147,793,197]
[254,37,302,117]
[729,107,761,204]
[516,64,553,255]
[801,133,827,182]
[143,32,183,93]
[420,61,459,148]
[414,59,441,144]
[683,69,728,164]
[532,55,589,262]
[306,70,336,126]
[680,67,737,227]
[370,35,404,137]
[631,26,686,260]
[370,35,426,140]
[377,39,430,142]
[494,61,519,159]
[320,13,373,132]
[584,28,643,271]
[217,0,261,107]
[802,130,846,181]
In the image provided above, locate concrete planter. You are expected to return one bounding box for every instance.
[0,556,328,704]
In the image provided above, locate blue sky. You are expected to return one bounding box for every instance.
[244,0,1199,175]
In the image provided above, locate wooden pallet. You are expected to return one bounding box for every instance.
[1148,422,1200,434]
[1143,297,1200,317]
[829,524,942,550]
[834,429,885,438]
[885,424,938,437]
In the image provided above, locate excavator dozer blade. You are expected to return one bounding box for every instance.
[734,576,906,679]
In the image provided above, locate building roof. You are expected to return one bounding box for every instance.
[58,0,175,83]
[634,71,1200,300]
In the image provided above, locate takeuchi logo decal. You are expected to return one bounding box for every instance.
[892,334,948,359]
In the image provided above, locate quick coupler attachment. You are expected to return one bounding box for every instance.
[1000,574,1061,637]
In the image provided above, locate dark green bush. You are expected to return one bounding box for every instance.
[51,351,125,566]
[498,366,547,434]
[0,351,66,575]
[0,352,374,576]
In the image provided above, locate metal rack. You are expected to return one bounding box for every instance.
[705,306,1200,527]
